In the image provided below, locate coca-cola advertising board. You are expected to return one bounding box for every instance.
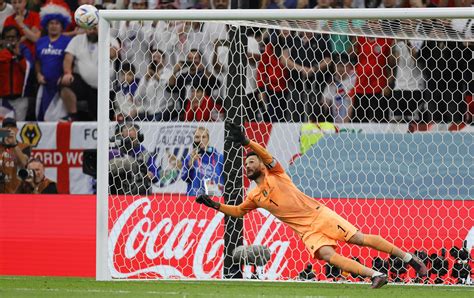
[1,194,472,280]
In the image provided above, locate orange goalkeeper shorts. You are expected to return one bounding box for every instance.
[302,206,358,258]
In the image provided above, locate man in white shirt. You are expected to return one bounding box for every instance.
[390,40,424,121]
[135,49,174,120]
[60,27,99,121]
[60,27,119,121]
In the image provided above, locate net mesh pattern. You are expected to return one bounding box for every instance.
[105,16,473,283]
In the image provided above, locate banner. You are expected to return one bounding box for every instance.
[15,122,474,194]
[1,194,472,281]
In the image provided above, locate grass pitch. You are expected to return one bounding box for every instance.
[1,276,473,297]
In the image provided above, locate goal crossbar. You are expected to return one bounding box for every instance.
[98,8,474,21]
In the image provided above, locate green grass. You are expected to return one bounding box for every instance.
[0,276,473,298]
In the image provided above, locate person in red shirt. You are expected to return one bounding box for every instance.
[0,26,33,120]
[183,85,222,122]
[196,121,428,288]
[351,36,395,123]
[4,0,40,59]
[256,29,289,122]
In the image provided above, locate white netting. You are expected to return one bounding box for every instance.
[102,11,473,284]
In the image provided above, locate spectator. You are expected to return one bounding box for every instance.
[113,62,140,121]
[281,30,332,122]
[35,3,71,121]
[61,26,120,121]
[4,0,40,60]
[0,0,14,33]
[200,0,229,104]
[328,0,357,58]
[177,21,208,67]
[156,0,180,9]
[261,0,310,8]
[244,28,263,122]
[389,39,424,122]
[183,85,222,121]
[16,158,58,194]
[351,36,395,122]
[150,2,183,67]
[181,126,224,196]
[0,117,30,193]
[209,0,229,9]
[0,25,33,121]
[135,49,174,121]
[428,0,466,7]
[192,0,210,8]
[149,147,183,188]
[211,26,262,118]
[167,48,220,119]
[321,54,355,123]
[109,122,156,195]
[116,0,154,78]
[256,29,289,122]
[419,27,469,124]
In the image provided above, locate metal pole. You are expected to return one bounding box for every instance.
[222,0,248,280]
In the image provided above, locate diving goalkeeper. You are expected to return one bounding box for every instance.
[196,121,427,288]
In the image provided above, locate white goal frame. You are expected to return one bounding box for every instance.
[96,8,474,281]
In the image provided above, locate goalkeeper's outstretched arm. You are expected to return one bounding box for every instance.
[196,194,248,218]
[218,203,247,218]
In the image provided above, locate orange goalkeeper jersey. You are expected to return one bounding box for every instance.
[240,141,324,239]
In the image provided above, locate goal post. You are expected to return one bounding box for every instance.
[96,8,473,282]
[97,15,111,281]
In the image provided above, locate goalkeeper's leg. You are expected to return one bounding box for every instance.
[348,231,427,277]
[316,245,388,288]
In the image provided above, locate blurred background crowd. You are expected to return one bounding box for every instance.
[0,0,472,124]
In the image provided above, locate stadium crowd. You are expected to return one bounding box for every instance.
[0,0,472,124]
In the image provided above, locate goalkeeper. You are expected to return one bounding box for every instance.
[196,121,427,288]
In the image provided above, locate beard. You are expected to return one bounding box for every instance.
[247,168,262,181]
[87,33,98,43]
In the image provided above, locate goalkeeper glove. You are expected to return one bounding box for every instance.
[225,121,250,146]
[196,194,221,210]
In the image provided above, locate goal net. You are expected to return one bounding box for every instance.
[96,8,474,283]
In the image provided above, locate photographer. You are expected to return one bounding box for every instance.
[0,117,30,193]
[109,122,156,195]
[181,126,224,196]
[0,26,33,121]
[16,158,57,194]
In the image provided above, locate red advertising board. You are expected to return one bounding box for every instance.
[1,194,472,282]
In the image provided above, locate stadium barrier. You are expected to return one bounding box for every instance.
[1,194,472,282]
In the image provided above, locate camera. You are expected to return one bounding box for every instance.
[109,135,124,148]
[18,168,35,180]
[109,154,151,195]
[5,42,14,51]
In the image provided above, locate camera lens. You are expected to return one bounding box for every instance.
[18,169,29,180]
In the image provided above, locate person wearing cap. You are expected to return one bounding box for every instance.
[35,2,71,121]
[0,117,31,193]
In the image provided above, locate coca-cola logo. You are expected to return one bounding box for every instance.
[109,197,291,279]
